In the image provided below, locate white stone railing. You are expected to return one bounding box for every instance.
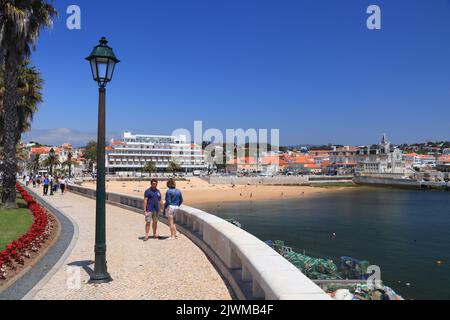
[174,206,331,300]
[67,184,331,300]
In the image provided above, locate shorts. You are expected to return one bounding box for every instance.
[145,211,159,223]
[165,205,180,218]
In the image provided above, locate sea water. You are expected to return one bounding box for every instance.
[197,188,450,300]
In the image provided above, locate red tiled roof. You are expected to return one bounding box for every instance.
[439,155,450,163]
[261,155,281,165]
[30,147,60,155]
[309,150,331,155]
[227,156,258,165]
[284,155,314,165]
[320,161,331,167]
[111,140,126,146]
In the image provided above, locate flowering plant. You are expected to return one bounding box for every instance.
[0,183,53,280]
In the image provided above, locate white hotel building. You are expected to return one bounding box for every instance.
[106,131,208,174]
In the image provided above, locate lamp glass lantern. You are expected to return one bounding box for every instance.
[85,37,120,87]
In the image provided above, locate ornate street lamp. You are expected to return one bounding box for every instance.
[86,37,120,283]
[49,148,55,196]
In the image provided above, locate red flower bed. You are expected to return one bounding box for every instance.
[0,183,53,280]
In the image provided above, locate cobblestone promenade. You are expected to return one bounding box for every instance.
[31,191,232,300]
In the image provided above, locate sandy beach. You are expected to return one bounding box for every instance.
[81,178,350,206]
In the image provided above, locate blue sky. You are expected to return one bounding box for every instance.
[23,0,450,146]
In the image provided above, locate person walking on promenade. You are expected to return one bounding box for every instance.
[60,176,67,195]
[25,175,30,187]
[54,176,59,193]
[48,175,53,194]
[43,175,49,196]
[144,179,163,241]
[164,178,183,240]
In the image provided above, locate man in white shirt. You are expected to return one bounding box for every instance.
[60,177,67,194]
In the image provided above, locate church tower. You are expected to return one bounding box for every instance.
[380,133,391,154]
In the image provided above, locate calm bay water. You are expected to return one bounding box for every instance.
[196,188,450,300]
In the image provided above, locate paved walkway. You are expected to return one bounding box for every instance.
[30,191,232,300]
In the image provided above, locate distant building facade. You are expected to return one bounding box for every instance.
[356,135,406,175]
[106,131,207,174]
[328,146,359,175]
[437,155,450,172]
[326,135,407,175]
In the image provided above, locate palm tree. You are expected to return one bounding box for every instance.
[54,167,66,177]
[28,153,41,175]
[0,143,29,173]
[143,162,157,177]
[167,161,181,176]
[16,143,29,173]
[63,152,78,178]
[0,0,57,208]
[83,141,97,172]
[0,62,44,141]
[1,64,43,177]
[42,154,60,175]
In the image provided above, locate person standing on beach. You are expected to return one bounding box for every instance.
[144,179,163,241]
[164,178,183,240]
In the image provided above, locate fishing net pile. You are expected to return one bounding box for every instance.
[269,240,404,300]
[272,241,340,280]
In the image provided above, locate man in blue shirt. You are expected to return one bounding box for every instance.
[143,179,163,241]
[43,176,50,196]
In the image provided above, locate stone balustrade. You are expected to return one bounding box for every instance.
[67,184,331,300]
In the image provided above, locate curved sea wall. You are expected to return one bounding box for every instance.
[354,176,450,190]
[353,176,421,189]
[67,184,330,300]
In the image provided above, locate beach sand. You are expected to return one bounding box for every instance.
[81,178,350,206]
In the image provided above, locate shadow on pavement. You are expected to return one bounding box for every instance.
[68,260,95,277]
[138,236,171,241]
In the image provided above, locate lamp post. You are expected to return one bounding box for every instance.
[49,148,55,196]
[86,37,120,283]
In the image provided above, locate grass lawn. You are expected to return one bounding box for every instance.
[0,196,33,251]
